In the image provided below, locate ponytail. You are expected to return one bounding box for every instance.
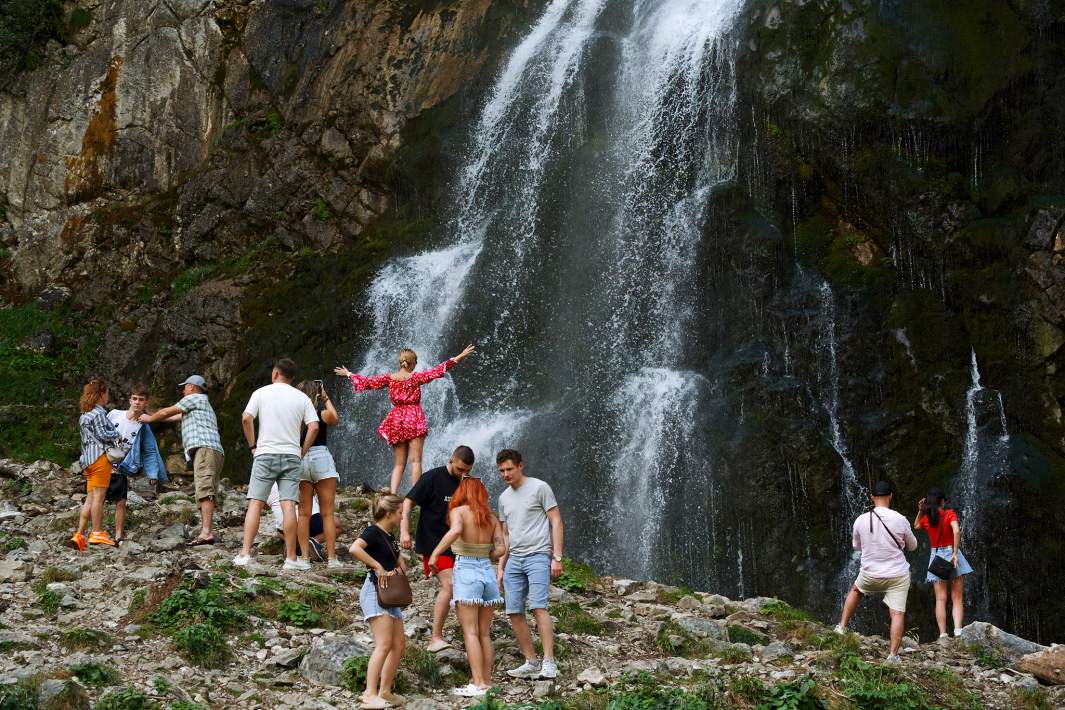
[923,487,946,527]
[79,379,108,413]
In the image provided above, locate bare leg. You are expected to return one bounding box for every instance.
[509,613,538,662]
[429,568,454,648]
[199,497,215,537]
[478,605,496,688]
[933,581,948,635]
[115,499,127,539]
[838,585,862,630]
[90,488,106,533]
[364,615,394,703]
[889,609,905,655]
[317,478,338,560]
[390,442,408,494]
[950,576,964,632]
[458,604,486,687]
[409,436,425,487]
[379,616,406,698]
[297,481,313,559]
[280,500,298,561]
[533,607,555,661]
[239,499,265,557]
[76,490,92,536]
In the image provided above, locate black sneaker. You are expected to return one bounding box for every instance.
[309,537,326,562]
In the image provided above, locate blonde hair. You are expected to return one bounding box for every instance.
[373,494,404,521]
[80,379,108,413]
[295,380,319,407]
[398,348,418,371]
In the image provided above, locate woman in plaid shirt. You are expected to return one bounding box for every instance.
[71,379,121,550]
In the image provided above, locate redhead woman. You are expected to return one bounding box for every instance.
[335,344,475,493]
[72,379,121,550]
[913,488,974,640]
[428,477,505,698]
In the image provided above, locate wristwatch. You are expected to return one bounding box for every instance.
[553,555,563,563]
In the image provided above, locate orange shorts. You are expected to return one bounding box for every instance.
[84,454,112,491]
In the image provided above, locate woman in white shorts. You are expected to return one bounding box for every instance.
[297,380,341,567]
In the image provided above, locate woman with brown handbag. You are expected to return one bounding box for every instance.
[350,495,408,708]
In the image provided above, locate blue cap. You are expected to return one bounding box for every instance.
[178,375,207,389]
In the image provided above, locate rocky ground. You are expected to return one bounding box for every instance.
[0,458,1062,710]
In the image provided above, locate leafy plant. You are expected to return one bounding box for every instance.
[70,661,120,688]
[0,678,39,709]
[302,584,338,612]
[655,620,710,659]
[151,676,170,694]
[657,585,695,604]
[95,687,159,710]
[554,558,597,593]
[61,627,113,650]
[551,602,604,635]
[756,677,825,710]
[129,587,148,610]
[836,654,934,710]
[313,198,332,221]
[402,646,442,686]
[167,703,207,710]
[149,576,247,631]
[172,623,229,666]
[340,655,369,692]
[1008,687,1053,710]
[276,601,320,627]
[966,643,1007,669]
[0,533,26,552]
[35,589,60,615]
[760,600,812,623]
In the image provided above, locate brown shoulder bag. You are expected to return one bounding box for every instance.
[373,527,413,609]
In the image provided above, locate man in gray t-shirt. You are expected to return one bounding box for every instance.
[495,449,564,681]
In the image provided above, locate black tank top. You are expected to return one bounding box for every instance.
[313,406,328,446]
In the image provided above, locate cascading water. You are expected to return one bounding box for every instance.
[335,0,744,586]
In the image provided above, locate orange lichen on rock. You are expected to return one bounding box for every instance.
[65,56,123,203]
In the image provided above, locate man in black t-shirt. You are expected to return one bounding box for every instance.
[400,444,474,652]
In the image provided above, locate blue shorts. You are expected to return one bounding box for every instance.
[359,577,403,621]
[926,547,974,583]
[452,556,503,607]
[503,553,551,614]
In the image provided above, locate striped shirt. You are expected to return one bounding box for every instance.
[176,393,224,458]
[79,405,120,467]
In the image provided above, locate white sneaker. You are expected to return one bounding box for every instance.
[885,654,901,664]
[450,684,486,697]
[833,624,845,635]
[232,554,252,566]
[507,660,542,679]
[539,660,558,679]
[327,558,344,569]
[283,558,311,571]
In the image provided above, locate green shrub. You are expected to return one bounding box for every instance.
[760,600,812,623]
[302,584,339,612]
[35,589,60,615]
[729,674,768,703]
[0,533,26,552]
[966,643,1007,669]
[151,676,169,694]
[727,624,767,646]
[167,703,207,710]
[0,679,39,709]
[276,601,320,627]
[340,655,370,692]
[657,585,694,604]
[402,646,442,686]
[129,588,148,611]
[551,602,604,635]
[1008,687,1053,710]
[171,623,228,666]
[553,558,596,594]
[149,576,247,631]
[757,677,825,710]
[69,661,120,688]
[836,654,934,710]
[95,687,159,710]
[61,627,113,650]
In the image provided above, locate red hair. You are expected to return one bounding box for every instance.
[80,379,108,413]
[449,478,493,529]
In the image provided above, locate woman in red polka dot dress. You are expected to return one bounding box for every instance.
[335,344,475,493]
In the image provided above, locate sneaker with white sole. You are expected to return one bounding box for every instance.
[327,558,344,569]
[507,660,542,679]
[450,684,486,697]
[885,654,901,664]
[232,554,252,566]
[539,660,558,679]
[309,537,326,562]
[283,558,311,571]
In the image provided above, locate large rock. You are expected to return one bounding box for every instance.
[0,559,30,583]
[1018,646,1065,686]
[298,635,373,686]
[958,622,1047,660]
[670,614,726,641]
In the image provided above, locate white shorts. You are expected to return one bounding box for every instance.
[300,446,339,483]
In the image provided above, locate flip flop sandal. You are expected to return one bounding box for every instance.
[187,537,216,547]
[426,640,452,653]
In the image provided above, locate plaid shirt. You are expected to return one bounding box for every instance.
[79,405,120,467]
[176,393,224,458]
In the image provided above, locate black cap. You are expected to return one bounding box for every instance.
[871,480,895,496]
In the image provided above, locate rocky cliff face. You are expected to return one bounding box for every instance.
[0,0,544,465]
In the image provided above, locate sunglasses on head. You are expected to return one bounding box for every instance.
[460,474,481,480]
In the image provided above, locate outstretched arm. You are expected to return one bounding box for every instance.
[408,345,476,386]
[335,366,392,391]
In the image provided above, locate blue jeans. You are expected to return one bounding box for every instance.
[452,556,503,607]
[503,553,551,614]
[360,577,403,621]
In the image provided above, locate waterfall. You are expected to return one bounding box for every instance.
[336,0,743,586]
[958,349,983,527]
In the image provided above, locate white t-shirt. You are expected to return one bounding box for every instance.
[267,483,320,531]
[107,409,143,446]
[244,383,318,456]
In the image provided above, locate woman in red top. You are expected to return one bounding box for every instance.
[913,487,974,640]
[336,344,475,493]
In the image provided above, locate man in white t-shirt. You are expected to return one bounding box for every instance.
[233,358,319,570]
[104,386,148,541]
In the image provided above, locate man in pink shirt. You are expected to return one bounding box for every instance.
[835,480,917,662]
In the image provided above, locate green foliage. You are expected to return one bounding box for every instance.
[657,586,695,604]
[729,674,767,703]
[70,661,120,688]
[151,676,169,694]
[266,109,284,134]
[95,687,159,710]
[0,678,38,710]
[402,645,442,686]
[755,677,825,710]
[313,198,332,222]
[835,654,934,710]
[302,583,339,612]
[171,623,229,666]
[554,558,597,594]
[167,703,207,710]
[0,0,64,75]
[654,620,710,659]
[68,8,91,31]
[1008,687,1053,710]
[966,643,1007,669]
[339,655,369,692]
[727,624,767,646]
[61,626,113,650]
[129,587,148,611]
[171,264,217,300]
[35,589,60,615]
[149,576,247,631]
[0,533,26,552]
[606,672,721,710]
[760,600,812,623]
[551,602,604,635]
[276,601,321,627]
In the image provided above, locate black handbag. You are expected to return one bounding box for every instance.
[927,516,955,581]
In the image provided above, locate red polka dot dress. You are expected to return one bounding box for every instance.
[349,359,456,446]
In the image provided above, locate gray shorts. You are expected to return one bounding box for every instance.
[248,453,301,502]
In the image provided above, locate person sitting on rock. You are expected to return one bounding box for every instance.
[71,379,121,550]
[349,495,407,709]
[266,482,343,561]
[913,487,973,641]
[836,480,917,663]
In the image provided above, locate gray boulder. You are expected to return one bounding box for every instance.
[299,635,373,686]
[958,622,1047,660]
[671,614,726,641]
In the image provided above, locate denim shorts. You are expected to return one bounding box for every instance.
[452,556,503,607]
[926,547,974,583]
[360,577,403,621]
[300,446,339,483]
[503,553,551,614]
[248,454,301,502]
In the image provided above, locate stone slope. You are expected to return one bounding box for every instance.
[0,458,1062,709]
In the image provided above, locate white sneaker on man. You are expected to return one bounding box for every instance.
[885,654,901,664]
[833,624,845,635]
[507,660,542,679]
[232,554,252,566]
[283,558,311,571]
[539,660,558,679]
[327,558,344,569]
